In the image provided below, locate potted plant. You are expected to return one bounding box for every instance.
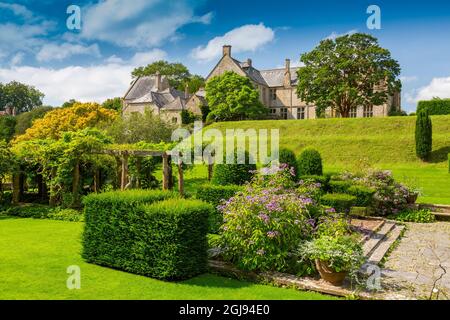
[297,235,365,286]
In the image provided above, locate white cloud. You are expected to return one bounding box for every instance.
[413,77,450,101]
[36,43,101,62]
[324,29,358,40]
[191,23,275,62]
[81,0,212,47]
[0,2,34,20]
[0,50,168,106]
[129,49,167,66]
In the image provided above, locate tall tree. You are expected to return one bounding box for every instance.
[0,116,16,143]
[102,97,123,112]
[415,109,432,161]
[0,81,44,113]
[131,60,204,92]
[296,33,401,118]
[206,71,267,121]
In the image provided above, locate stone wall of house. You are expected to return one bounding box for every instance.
[161,110,182,125]
[122,103,159,116]
[186,96,203,115]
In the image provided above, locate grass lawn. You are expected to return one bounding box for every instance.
[0,217,335,300]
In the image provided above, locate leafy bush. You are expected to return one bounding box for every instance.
[347,185,376,207]
[207,233,221,249]
[320,194,356,213]
[5,204,53,218]
[82,190,180,277]
[388,209,435,223]
[329,180,352,194]
[315,213,352,238]
[47,208,84,222]
[138,199,211,279]
[296,148,323,176]
[212,151,256,186]
[278,148,298,178]
[0,191,12,211]
[415,109,432,160]
[219,166,319,272]
[349,207,373,217]
[298,175,329,191]
[417,98,450,115]
[297,235,365,280]
[196,184,243,233]
[297,178,325,202]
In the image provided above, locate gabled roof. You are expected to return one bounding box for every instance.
[259,67,301,87]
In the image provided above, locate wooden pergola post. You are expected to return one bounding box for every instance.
[177,152,184,196]
[72,158,81,207]
[136,158,142,189]
[12,173,20,205]
[120,153,129,191]
[162,152,170,191]
[49,167,57,206]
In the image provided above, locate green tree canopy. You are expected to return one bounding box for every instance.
[131,60,204,93]
[0,116,16,143]
[205,71,267,121]
[107,108,175,144]
[0,81,44,114]
[296,33,401,118]
[0,140,15,194]
[102,97,123,112]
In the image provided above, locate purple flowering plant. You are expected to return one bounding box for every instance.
[218,165,322,272]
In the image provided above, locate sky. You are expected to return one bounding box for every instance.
[0,0,450,112]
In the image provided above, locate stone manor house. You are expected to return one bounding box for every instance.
[122,45,401,122]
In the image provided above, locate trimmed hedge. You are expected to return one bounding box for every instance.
[347,185,376,207]
[417,99,450,115]
[196,184,242,233]
[212,151,256,186]
[415,109,432,160]
[4,204,53,218]
[320,193,356,213]
[82,190,181,278]
[138,199,212,279]
[296,148,323,176]
[329,180,352,194]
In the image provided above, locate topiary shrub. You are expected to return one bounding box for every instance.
[212,150,256,186]
[320,193,356,214]
[415,109,432,160]
[138,199,212,279]
[278,148,298,177]
[417,98,450,115]
[296,148,323,176]
[82,190,179,276]
[196,184,243,233]
[329,180,352,194]
[347,185,376,207]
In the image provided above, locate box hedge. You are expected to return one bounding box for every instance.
[212,151,256,186]
[196,184,243,233]
[298,175,329,191]
[329,180,352,194]
[347,185,376,207]
[320,193,356,213]
[296,148,323,176]
[417,99,450,115]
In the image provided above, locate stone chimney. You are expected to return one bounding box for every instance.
[155,71,161,91]
[246,58,252,67]
[284,59,291,87]
[223,45,231,57]
[185,83,189,99]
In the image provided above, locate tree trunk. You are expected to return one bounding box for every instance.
[162,153,170,191]
[121,154,129,191]
[12,174,20,205]
[72,159,80,207]
[177,159,184,197]
[49,167,57,207]
[93,168,100,193]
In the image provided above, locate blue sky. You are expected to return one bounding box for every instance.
[0,0,450,111]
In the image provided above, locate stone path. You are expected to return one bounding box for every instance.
[380,222,450,300]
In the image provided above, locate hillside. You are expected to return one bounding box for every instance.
[208,115,450,166]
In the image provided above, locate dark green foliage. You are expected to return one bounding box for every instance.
[279,148,297,176]
[388,208,435,223]
[415,109,433,160]
[320,193,357,213]
[347,186,376,207]
[82,191,210,280]
[212,151,256,186]
[349,207,372,217]
[181,110,196,125]
[200,104,210,122]
[448,154,450,173]
[5,204,53,218]
[196,184,242,233]
[296,148,323,176]
[329,180,352,194]
[0,191,12,211]
[102,97,122,112]
[417,98,450,115]
[0,81,44,113]
[14,106,53,135]
[47,208,84,222]
[0,116,16,142]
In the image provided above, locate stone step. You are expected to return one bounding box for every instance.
[362,221,396,257]
[420,204,450,213]
[366,224,405,265]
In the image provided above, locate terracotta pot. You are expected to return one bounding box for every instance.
[315,260,347,286]
[407,193,419,204]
